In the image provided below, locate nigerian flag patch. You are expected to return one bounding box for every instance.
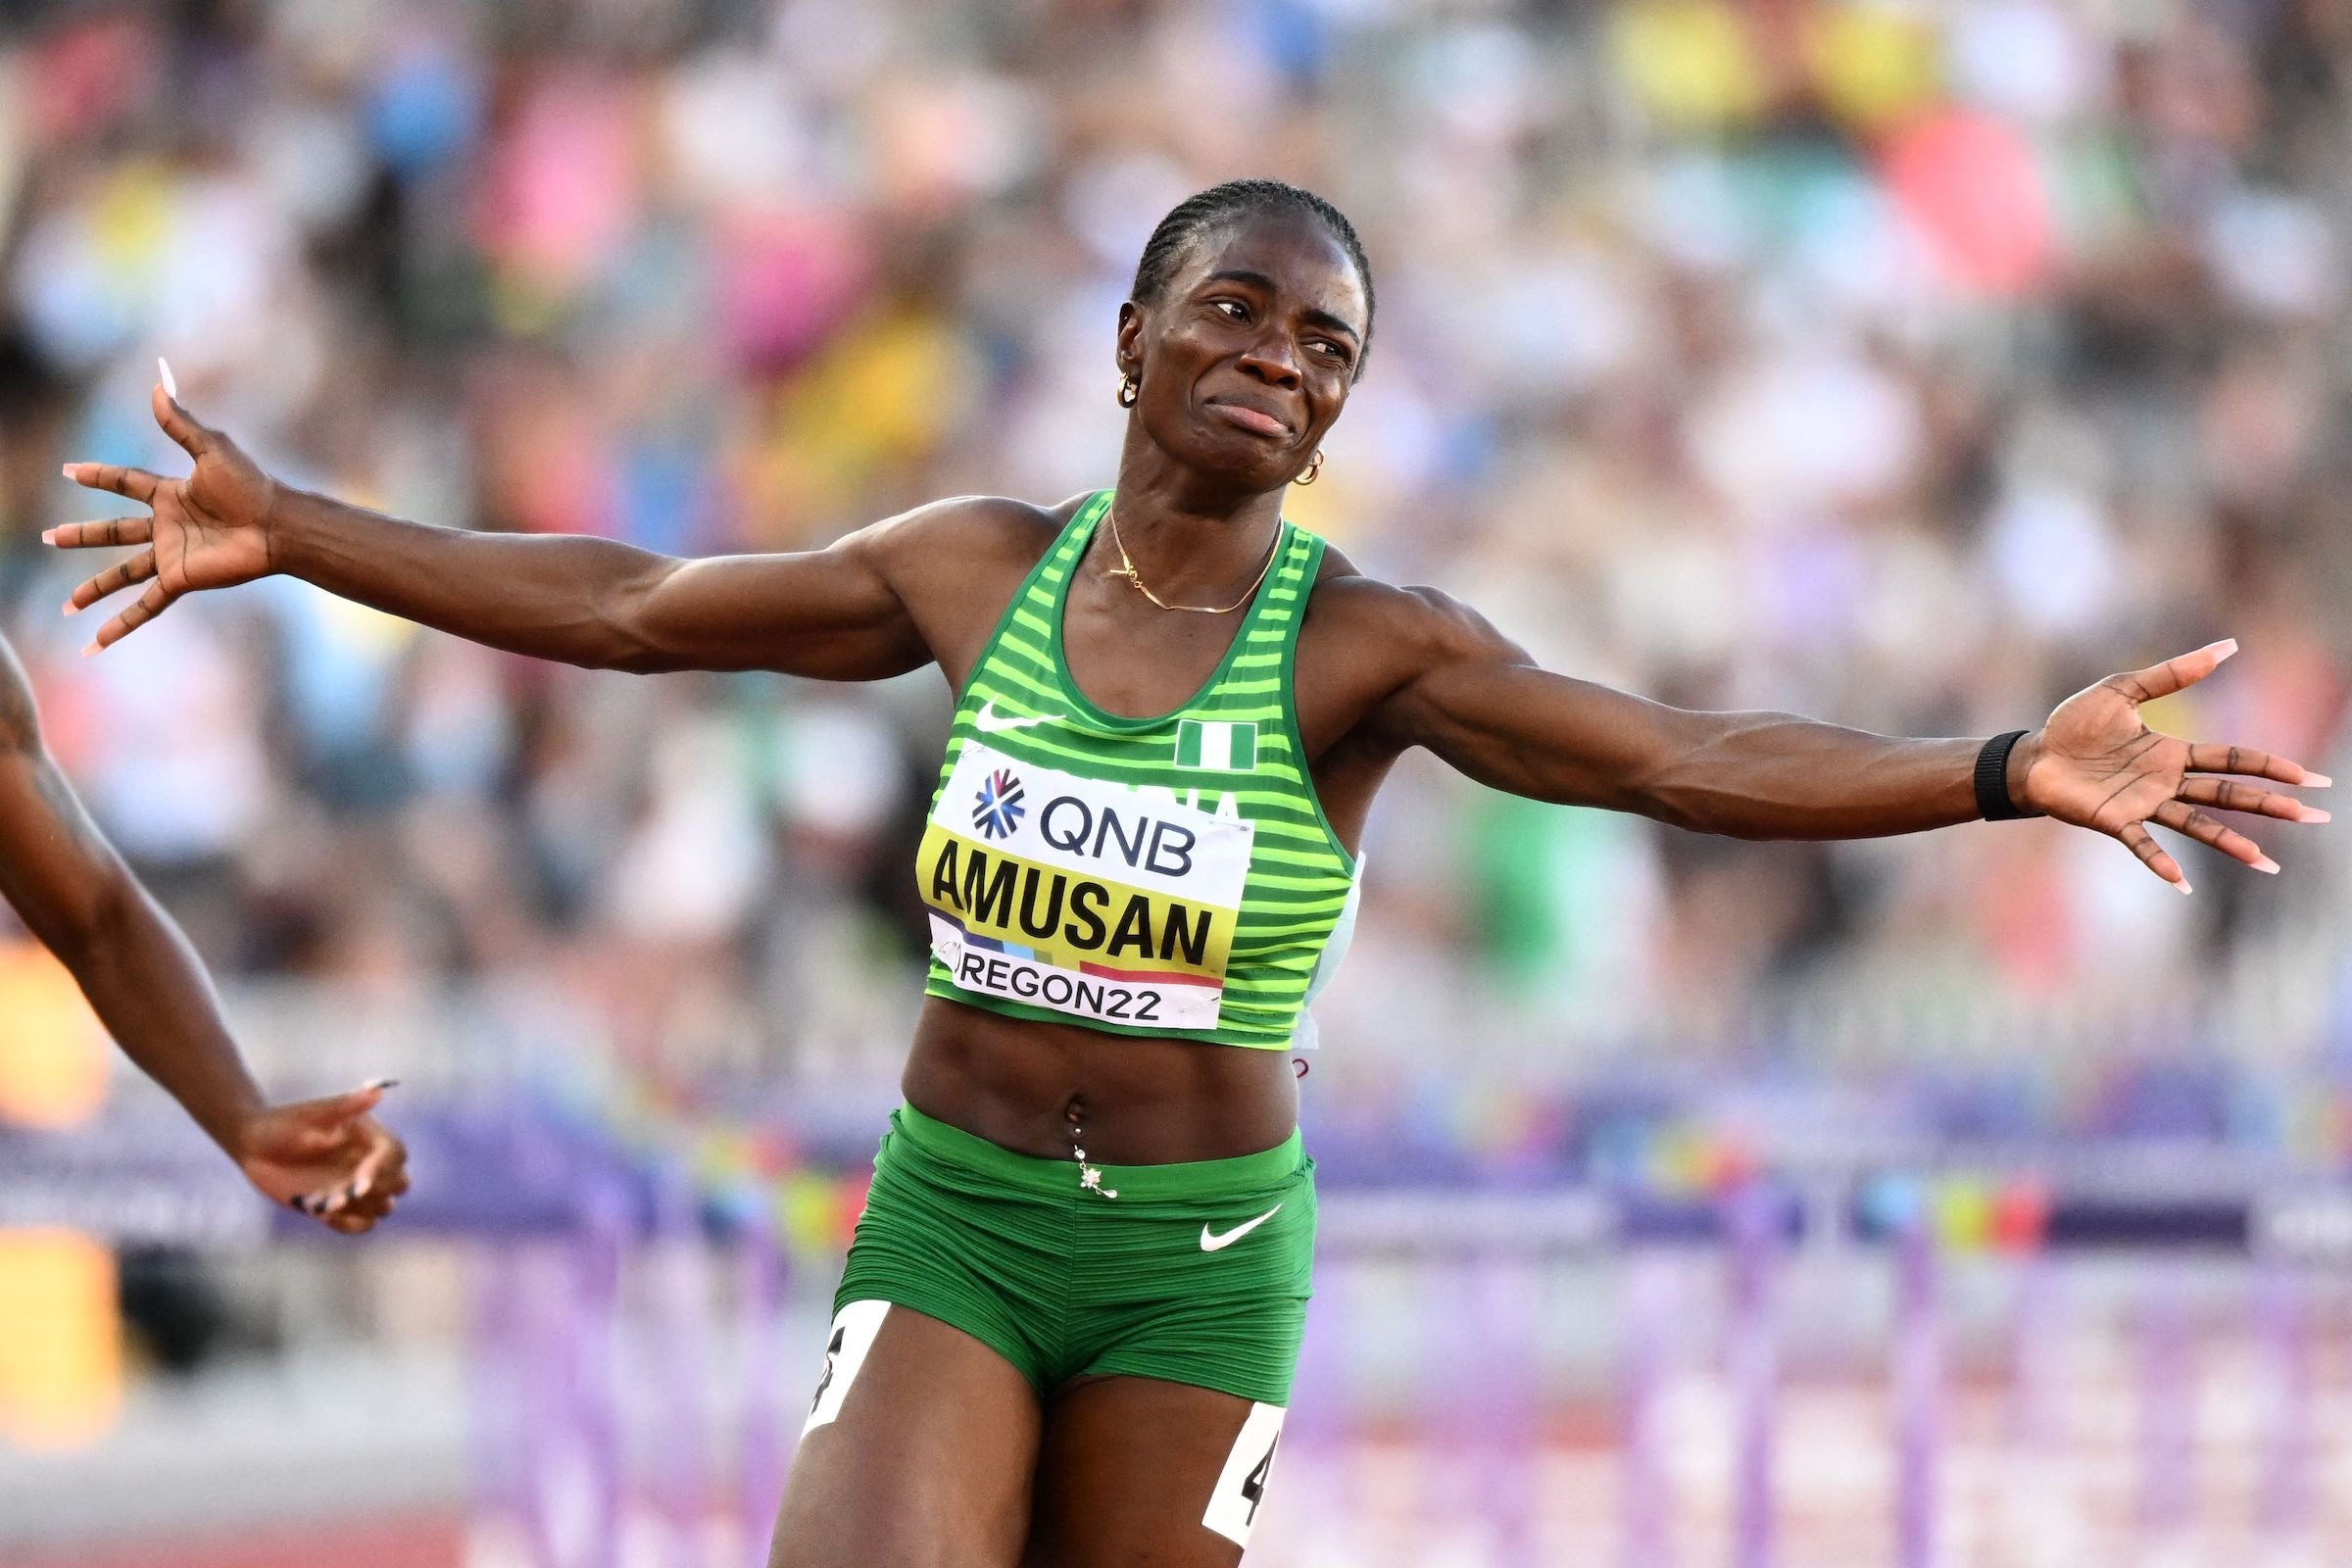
[1175,718,1258,772]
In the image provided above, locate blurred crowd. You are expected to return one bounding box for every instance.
[1,0,2347,1089]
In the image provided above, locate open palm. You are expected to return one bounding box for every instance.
[2017,641,2330,892]
[50,383,279,653]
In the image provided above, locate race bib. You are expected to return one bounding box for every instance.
[919,742,1254,1030]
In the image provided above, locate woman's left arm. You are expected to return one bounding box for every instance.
[1362,587,2328,890]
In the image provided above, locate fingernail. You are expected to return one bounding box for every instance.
[79,643,98,659]
[158,357,177,400]
[2303,808,2331,823]
[2176,880,2194,896]
[2252,855,2280,874]
[2305,773,2333,788]
[353,1178,372,1200]
[40,529,54,545]
[2211,639,2238,662]
[61,601,73,616]
[60,464,74,478]
[363,1077,400,1091]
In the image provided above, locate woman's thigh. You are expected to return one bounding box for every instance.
[1023,1375,1289,1568]
[769,1301,1044,1568]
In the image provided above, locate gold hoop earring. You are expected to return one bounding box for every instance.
[1292,449,1324,486]
[1117,372,1139,409]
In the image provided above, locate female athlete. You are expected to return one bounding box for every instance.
[49,179,2328,1564]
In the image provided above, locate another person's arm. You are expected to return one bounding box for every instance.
[1352,583,2328,891]
[0,637,405,1230]
[53,385,929,677]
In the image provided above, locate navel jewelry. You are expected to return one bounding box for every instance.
[1068,1120,1118,1199]
[1103,505,1280,615]
[1291,449,1323,486]
[1117,371,1140,408]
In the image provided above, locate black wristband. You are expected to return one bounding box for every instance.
[1974,730,2034,820]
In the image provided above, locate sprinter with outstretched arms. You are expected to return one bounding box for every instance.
[51,180,2326,1563]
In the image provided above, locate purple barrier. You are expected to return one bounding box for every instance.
[736,1224,786,1568]
[1891,1215,1939,1568]
[1727,1184,1779,1568]
[2136,1270,2194,1542]
[649,1165,707,1568]
[1620,1258,1674,1568]
[2257,1263,2313,1537]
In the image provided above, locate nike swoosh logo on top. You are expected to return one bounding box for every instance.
[974,700,1061,733]
[1200,1203,1284,1252]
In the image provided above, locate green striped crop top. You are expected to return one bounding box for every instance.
[916,491,1362,1050]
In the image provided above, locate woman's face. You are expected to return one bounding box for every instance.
[1117,211,1368,493]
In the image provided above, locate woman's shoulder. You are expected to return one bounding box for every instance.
[1298,542,1500,665]
[862,492,1093,589]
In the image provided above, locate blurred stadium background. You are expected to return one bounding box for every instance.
[3,0,2351,1564]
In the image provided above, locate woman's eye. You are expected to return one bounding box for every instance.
[1213,300,1247,319]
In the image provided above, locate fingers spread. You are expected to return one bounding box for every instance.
[45,517,155,552]
[2117,821,2190,894]
[62,463,161,505]
[152,382,213,458]
[88,581,178,656]
[68,552,158,612]
[2106,640,2235,704]
[2176,776,2331,823]
[2151,799,2278,872]
[2184,742,2330,788]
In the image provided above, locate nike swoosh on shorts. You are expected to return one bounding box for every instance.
[974,700,1061,733]
[1200,1202,1284,1252]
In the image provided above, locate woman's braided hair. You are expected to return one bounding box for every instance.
[1129,178,1375,375]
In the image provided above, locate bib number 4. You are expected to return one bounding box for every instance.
[1201,1401,1287,1547]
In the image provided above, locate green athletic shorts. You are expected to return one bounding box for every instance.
[832,1102,1316,1406]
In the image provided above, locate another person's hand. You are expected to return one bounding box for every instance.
[49,381,279,655]
[232,1081,410,1236]
[2015,639,2330,892]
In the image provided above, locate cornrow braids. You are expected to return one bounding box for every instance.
[1129,178,1375,374]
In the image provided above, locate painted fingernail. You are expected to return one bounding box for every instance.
[2210,639,2238,662]
[60,464,74,479]
[158,358,177,400]
[2304,773,2332,788]
[363,1077,400,1091]
[2301,808,2330,823]
[40,529,54,545]
[80,643,98,659]
[353,1178,371,1200]
[2176,880,2193,896]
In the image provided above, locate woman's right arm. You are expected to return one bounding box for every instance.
[54,382,932,680]
[269,487,931,677]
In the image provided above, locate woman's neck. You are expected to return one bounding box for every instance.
[1104,451,1288,602]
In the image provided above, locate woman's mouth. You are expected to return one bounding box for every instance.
[1206,401,1290,438]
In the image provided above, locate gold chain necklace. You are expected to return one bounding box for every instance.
[1102,506,1281,614]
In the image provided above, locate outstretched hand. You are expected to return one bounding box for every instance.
[48,382,279,655]
[233,1081,411,1236]
[2015,639,2330,893]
